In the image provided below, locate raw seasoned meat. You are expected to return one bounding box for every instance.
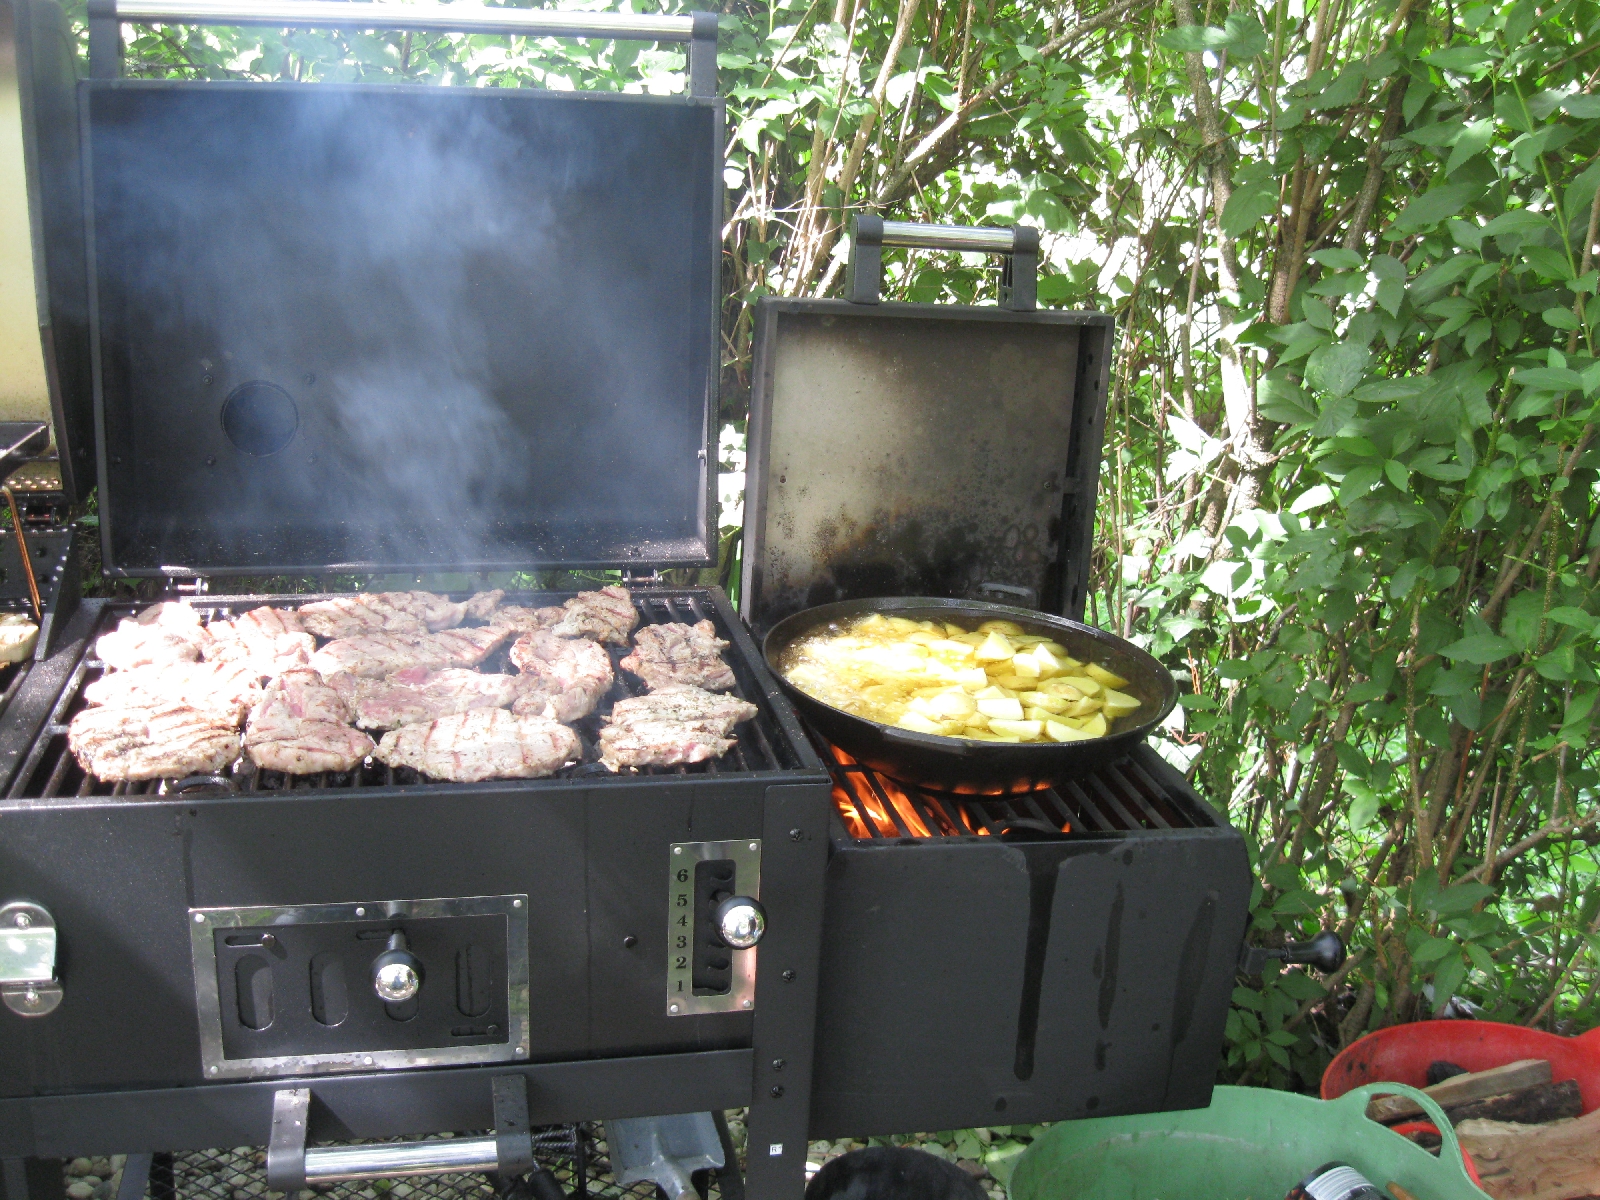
[508,631,613,723]
[68,702,240,782]
[329,667,519,731]
[598,723,735,772]
[606,685,757,736]
[489,605,565,634]
[95,601,212,670]
[309,626,511,679]
[203,606,315,676]
[244,668,374,774]
[374,709,580,782]
[619,620,737,692]
[551,586,638,646]
[84,659,264,724]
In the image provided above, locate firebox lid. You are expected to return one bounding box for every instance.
[78,79,722,577]
[741,297,1113,636]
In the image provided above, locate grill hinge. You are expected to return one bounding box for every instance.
[0,901,63,1017]
[170,576,212,596]
[621,568,663,585]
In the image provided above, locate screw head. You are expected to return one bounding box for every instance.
[673,846,683,855]
[303,372,316,385]
[782,969,796,982]
[205,456,217,467]
[363,1056,374,1066]
[770,1085,785,1098]
[742,998,753,1009]
[193,912,206,923]
[202,374,213,386]
[512,898,523,908]
[749,841,759,851]
[355,907,366,916]
[772,1058,785,1071]
[208,1066,218,1075]
[623,935,638,949]
[14,913,31,928]
[669,1003,680,1014]
[789,828,803,842]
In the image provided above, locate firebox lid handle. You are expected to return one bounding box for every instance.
[688,12,719,99]
[845,216,1040,310]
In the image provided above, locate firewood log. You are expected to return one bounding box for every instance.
[1367,1059,1553,1122]
[1445,1080,1585,1127]
[1456,1107,1600,1200]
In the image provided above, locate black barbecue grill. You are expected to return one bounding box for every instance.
[0,0,1283,1195]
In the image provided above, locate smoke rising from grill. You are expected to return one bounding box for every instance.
[87,81,719,574]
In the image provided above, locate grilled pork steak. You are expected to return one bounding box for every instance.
[84,660,264,724]
[606,685,758,735]
[244,668,375,774]
[619,620,738,692]
[95,601,212,670]
[374,709,580,782]
[489,605,566,634]
[598,723,735,772]
[68,702,241,782]
[298,590,505,639]
[551,585,638,646]
[329,667,519,731]
[309,626,511,679]
[203,606,315,676]
[508,631,613,723]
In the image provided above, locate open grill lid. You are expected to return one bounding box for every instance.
[64,1,722,578]
[740,218,1114,636]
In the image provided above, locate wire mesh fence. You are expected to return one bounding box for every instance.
[60,1123,745,1200]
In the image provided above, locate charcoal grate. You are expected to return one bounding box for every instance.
[60,1124,739,1200]
[10,590,803,802]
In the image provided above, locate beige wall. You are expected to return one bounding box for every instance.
[0,2,51,424]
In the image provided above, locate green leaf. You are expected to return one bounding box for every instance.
[1412,936,1456,966]
[1391,184,1480,235]
[1432,955,1468,1010]
[1445,119,1495,176]
[1543,307,1581,331]
[1346,782,1381,831]
[1563,94,1600,118]
[1158,24,1230,52]
[1305,342,1371,398]
[1439,634,1516,664]
[1422,45,1495,73]
[1430,882,1493,915]
[1515,367,1584,392]
[1221,184,1278,236]
[1221,12,1268,58]
[1384,459,1409,491]
[1310,248,1364,270]
[1259,378,1318,424]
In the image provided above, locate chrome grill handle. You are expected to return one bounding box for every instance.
[846,215,1040,311]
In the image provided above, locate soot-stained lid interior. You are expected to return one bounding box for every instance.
[741,298,1113,636]
[84,80,721,576]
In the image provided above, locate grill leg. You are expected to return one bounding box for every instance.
[741,784,830,1200]
[0,1158,61,1200]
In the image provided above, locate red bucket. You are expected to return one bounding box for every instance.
[1322,1021,1600,1113]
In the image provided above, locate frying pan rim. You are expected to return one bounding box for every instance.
[761,595,1179,752]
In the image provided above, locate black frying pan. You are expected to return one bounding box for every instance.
[763,597,1179,794]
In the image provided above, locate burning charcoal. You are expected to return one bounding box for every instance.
[1427,1060,1470,1087]
[373,709,580,782]
[620,620,737,692]
[329,667,519,731]
[309,626,511,679]
[94,601,211,670]
[243,668,375,774]
[551,586,638,646]
[68,702,241,782]
[509,631,613,723]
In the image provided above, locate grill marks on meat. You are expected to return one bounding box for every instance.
[508,632,613,723]
[309,626,511,680]
[375,709,580,782]
[489,605,565,635]
[329,667,519,731]
[244,668,375,774]
[619,621,737,692]
[84,660,263,724]
[68,703,240,782]
[203,606,314,677]
[597,684,758,772]
[298,590,505,640]
[551,586,638,646]
[95,601,211,670]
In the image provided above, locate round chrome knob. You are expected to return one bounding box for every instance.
[714,896,766,949]
[373,960,421,1003]
[371,930,423,1003]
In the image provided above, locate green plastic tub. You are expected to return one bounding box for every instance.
[1008,1084,1491,1200]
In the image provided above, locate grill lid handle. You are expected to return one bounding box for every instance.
[1238,929,1347,976]
[87,0,721,96]
[846,215,1040,311]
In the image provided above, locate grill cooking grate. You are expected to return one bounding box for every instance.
[817,736,1214,840]
[9,591,799,801]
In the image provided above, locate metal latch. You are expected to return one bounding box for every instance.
[1,901,63,1017]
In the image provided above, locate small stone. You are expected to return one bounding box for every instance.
[234,1190,251,1200]
[111,1158,127,1172]
[298,1190,315,1200]
[957,1159,988,1179]
[67,1160,94,1178]
[808,1141,830,1155]
[81,1177,101,1187]
[66,1183,94,1199]
[90,1160,113,1178]
[391,1186,413,1198]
